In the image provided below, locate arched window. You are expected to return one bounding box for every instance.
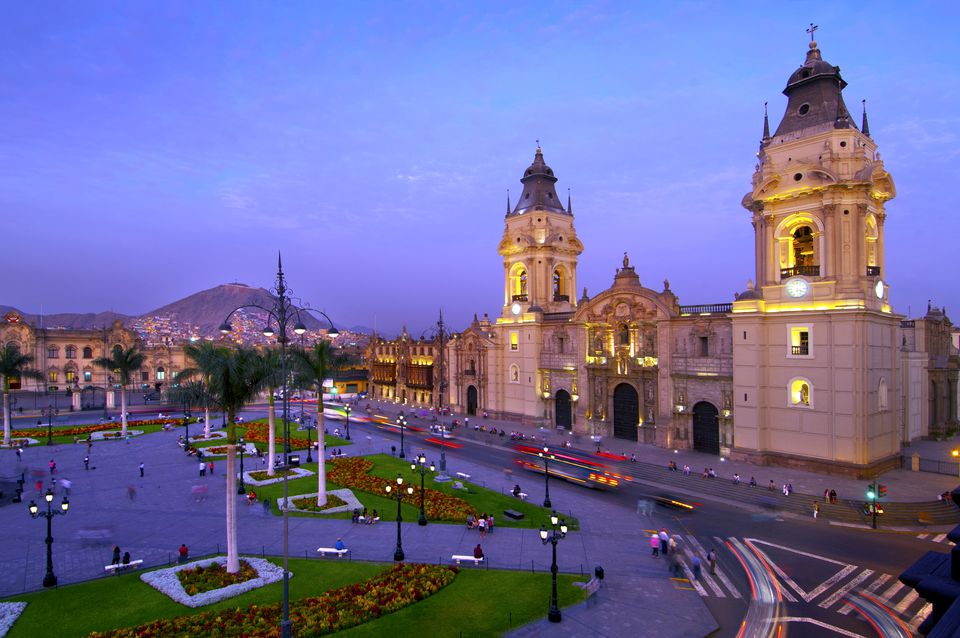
[553,268,568,301]
[789,377,813,408]
[865,215,879,271]
[156,366,166,381]
[65,345,77,359]
[793,226,814,267]
[619,325,630,346]
[878,377,888,411]
[48,370,58,383]
[47,345,59,359]
[6,341,21,354]
[82,346,93,359]
[518,269,527,297]
[509,364,520,384]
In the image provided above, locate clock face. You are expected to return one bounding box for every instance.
[784,277,809,298]
[875,280,884,299]
[511,302,522,316]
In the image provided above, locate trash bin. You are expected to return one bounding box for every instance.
[595,565,604,581]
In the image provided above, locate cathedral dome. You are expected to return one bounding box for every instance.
[772,40,856,138]
[510,145,568,216]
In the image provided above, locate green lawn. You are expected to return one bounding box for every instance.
[3,559,585,638]
[19,422,172,447]
[253,454,579,529]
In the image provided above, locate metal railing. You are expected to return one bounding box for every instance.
[780,265,820,278]
[866,265,881,277]
[511,294,528,302]
[791,345,809,356]
[678,303,732,315]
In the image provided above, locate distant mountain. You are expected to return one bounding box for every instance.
[141,283,330,336]
[350,325,393,339]
[0,305,133,329]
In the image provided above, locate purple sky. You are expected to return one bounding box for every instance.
[2,2,958,334]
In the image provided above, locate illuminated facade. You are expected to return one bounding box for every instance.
[366,327,440,406]
[439,40,958,476]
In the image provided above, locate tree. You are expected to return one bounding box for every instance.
[291,342,350,507]
[178,341,221,439]
[0,345,43,446]
[164,380,208,447]
[202,345,267,573]
[256,348,285,476]
[92,345,145,437]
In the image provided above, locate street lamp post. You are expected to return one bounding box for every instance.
[538,447,556,509]
[540,512,568,623]
[411,454,435,526]
[237,437,246,494]
[305,415,314,463]
[182,402,191,453]
[41,406,59,446]
[219,254,339,638]
[344,405,352,440]
[397,413,407,459]
[28,488,69,588]
[421,311,451,482]
[385,474,414,560]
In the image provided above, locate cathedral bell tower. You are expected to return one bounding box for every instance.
[732,34,900,475]
[497,145,583,320]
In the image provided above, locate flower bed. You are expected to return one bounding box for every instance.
[177,560,258,596]
[138,556,285,608]
[248,468,298,481]
[241,421,314,448]
[244,466,314,486]
[327,458,474,522]
[10,419,180,440]
[89,430,143,441]
[284,489,361,514]
[291,493,346,512]
[0,602,27,638]
[93,563,456,637]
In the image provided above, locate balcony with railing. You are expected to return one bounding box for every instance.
[511,294,528,302]
[866,265,881,277]
[791,345,809,356]
[553,294,570,302]
[678,303,732,315]
[780,265,820,278]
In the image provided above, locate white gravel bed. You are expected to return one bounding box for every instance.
[283,489,361,514]
[0,602,27,638]
[140,556,287,608]
[89,429,144,441]
[199,441,257,458]
[244,466,314,486]
[189,431,227,442]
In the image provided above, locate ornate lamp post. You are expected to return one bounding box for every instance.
[28,488,69,588]
[397,413,407,459]
[422,311,451,482]
[540,512,568,623]
[237,437,246,494]
[411,454,435,526]
[41,406,58,446]
[344,404,352,440]
[219,254,338,638]
[385,474,414,561]
[304,415,314,463]
[538,447,556,508]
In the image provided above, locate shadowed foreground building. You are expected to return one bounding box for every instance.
[368,39,958,476]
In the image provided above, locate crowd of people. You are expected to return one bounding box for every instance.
[465,512,494,537]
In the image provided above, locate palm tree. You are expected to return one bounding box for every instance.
[203,345,267,573]
[178,341,220,438]
[92,345,145,437]
[0,345,43,446]
[256,348,285,476]
[291,342,349,507]
[164,380,207,446]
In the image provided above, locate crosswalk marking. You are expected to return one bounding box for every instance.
[878,580,904,604]
[838,573,890,615]
[910,603,933,631]
[917,533,929,539]
[675,557,708,596]
[679,536,725,597]
[934,533,948,543]
[819,568,874,609]
[894,589,918,614]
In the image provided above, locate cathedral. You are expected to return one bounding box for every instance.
[369,38,959,476]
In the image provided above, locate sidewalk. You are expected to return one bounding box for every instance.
[0,414,717,638]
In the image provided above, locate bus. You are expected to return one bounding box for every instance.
[513,444,631,490]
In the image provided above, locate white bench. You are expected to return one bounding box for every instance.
[104,560,143,573]
[518,492,528,501]
[316,547,350,558]
[451,554,484,566]
[575,577,601,605]
[456,472,471,480]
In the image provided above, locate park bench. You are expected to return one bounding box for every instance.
[451,554,484,566]
[316,547,350,558]
[503,509,524,520]
[455,472,471,481]
[575,576,602,601]
[104,560,143,573]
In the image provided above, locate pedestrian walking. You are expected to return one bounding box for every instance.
[706,549,717,575]
[84,456,90,470]
[112,545,121,566]
[650,532,660,557]
[668,536,678,555]
[813,502,819,519]
[208,461,214,475]
[824,488,830,503]
[61,478,72,496]
[15,448,21,462]
[659,528,669,555]
[139,462,144,478]
[127,485,137,501]
[691,556,702,580]
[49,459,56,475]
[199,461,206,477]
[830,489,837,504]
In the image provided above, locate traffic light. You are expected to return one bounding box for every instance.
[879,484,887,498]
[866,485,876,500]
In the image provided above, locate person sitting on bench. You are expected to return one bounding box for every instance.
[512,484,522,498]
[473,544,484,560]
[335,537,346,552]
[122,551,131,566]
[466,514,475,529]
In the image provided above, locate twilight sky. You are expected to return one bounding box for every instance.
[2,2,958,334]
